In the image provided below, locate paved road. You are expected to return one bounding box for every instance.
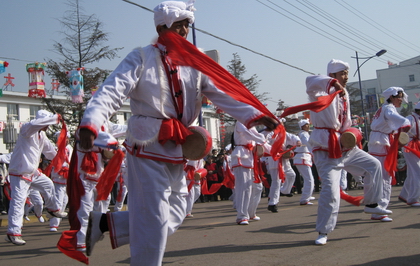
[1,186,420,266]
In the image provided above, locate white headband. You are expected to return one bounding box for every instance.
[327,59,350,74]
[154,1,195,28]
[382,87,408,103]
[298,119,309,128]
[36,110,54,119]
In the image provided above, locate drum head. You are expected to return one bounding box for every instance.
[182,127,212,160]
[399,132,409,145]
[340,131,356,149]
[102,149,114,159]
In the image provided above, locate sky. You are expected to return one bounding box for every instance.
[2,0,420,113]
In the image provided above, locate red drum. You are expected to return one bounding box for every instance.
[399,132,409,146]
[182,126,213,160]
[194,168,208,181]
[340,127,362,149]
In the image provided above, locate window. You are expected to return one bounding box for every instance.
[409,75,415,82]
[30,106,41,120]
[124,112,132,123]
[7,104,19,121]
[367,88,376,95]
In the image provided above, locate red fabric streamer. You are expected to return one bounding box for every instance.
[327,128,342,159]
[184,165,195,191]
[81,152,98,175]
[340,189,364,206]
[57,144,89,264]
[50,120,68,173]
[158,31,276,122]
[201,178,223,195]
[384,132,400,185]
[96,149,125,201]
[158,118,193,145]
[57,230,89,265]
[404,138,420,158]
[221,158,235,190]
[280,91,341,118]
[157,31,287,160]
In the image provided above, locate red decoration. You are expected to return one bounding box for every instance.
[4,73,15,87]
[51,79,60,91]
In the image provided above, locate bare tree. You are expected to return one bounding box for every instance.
[43,0,123,136]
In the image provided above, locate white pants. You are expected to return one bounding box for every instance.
[114,183,128,212]
[233,167,262,222]
[314,148,382,234]
[26,188,43,218]
[340,169,348,190]
[400,151,420,204]
[93,189,111,213]
[280,159,296,194]
[8,172,60,236]
[296,164,314,204]
[371,156,392,210]
[268,167,282,205]
[249,182,263,218]
[76,176,96,247]
[50,183,68,228]
[126,155,187,266]
[186,181,201,215]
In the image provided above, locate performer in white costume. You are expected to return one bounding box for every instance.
[184,159,205,217]
[6,110,67,245]
[399,102,420,206]
[50,132,73,232]
[78,1,278,265]
[76,121,127,251]
[307,59,390,246]
[294,119,316,205]
[369,87,410,222]
[266,129,300,212]
[231,122,269,225]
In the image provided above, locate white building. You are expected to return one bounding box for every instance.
[348,55,420,121]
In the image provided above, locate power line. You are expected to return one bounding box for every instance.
[337,0,420,55]
[298,0,407,62]
[122,0,315,75]
[0,56,37,63]
[257,0,373,57]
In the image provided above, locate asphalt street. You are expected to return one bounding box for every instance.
[1,186,419,266]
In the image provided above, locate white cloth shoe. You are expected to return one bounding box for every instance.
[250,216,261,221]
[47,210,68,218]
[364,206,392,215]
[309,196,316,201]
[237,219,249,225]
[50,227,58,232]
[38,216,45,223]
[300,201,314,205]
[315,234,327,245]
[5,235,26,245]
[409,202,420,207]
[86,211,105,256]
[371,215,393,222]
[24,215,30,221]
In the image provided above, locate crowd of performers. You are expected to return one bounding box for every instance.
[1,1,420,266]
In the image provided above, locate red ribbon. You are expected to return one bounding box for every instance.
[158,118,193,145]
[384,132,400,185]
[81,152,98,175]
[96,149,125,201]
